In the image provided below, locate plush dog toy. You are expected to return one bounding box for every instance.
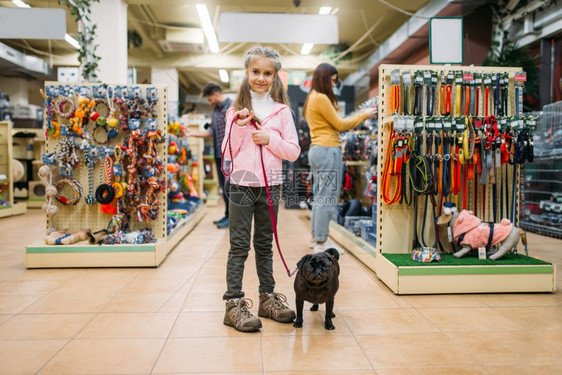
[448,209,521,260]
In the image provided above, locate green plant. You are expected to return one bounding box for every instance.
[58,0,101,82]
[483,41,540,111]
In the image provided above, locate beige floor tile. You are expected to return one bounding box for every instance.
[0,279,63,295]
[494,306,562,330]
[398,294,488,308]
[447,331,562,366]
[0,313,93,340]
[23,292,116,314]
[51,278,131,295]
[335,290,401,309]
[11,269,86,281]
[375,367,487,375]
[341,309,439,335]
[152,337,262,373]
[182,291,227,312]
[357,333,476,368]
[103,293,175,313]
[0,339,67,375]
[0,315,12,325]
[0,294,43,314]
[475,293,562,307]
[170,311,248,338]
[157,293,188,312]
[485,365,562,374]
[174,276,196,295]
[264,372,376,375]
[261,310,352,336]
[120,276,189,294]
[418,307,525,332]
[39,338,165,374]
[77,312,177,339]
[262,335,371,372]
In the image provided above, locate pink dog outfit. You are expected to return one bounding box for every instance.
[453,210,513,249]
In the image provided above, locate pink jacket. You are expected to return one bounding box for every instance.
[221,104,301,187]
[453,210,513,248]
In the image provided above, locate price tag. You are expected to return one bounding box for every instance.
[443,119,452,130]
[478,247,487,259]
[406,117,415,131]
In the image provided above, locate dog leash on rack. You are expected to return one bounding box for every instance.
[222,114,297,277]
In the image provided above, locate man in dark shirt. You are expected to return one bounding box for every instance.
[190,83,232,228]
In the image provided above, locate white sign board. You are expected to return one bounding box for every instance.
[219,13,338,44]
[0,8,66,39]
[430,17,463,64]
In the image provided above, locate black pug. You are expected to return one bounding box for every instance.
[293,248,340,330]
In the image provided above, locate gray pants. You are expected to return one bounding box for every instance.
[309,145,343,242]
[223,184,280,300]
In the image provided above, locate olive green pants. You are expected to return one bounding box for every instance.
[223,184,280,300]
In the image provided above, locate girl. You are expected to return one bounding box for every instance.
[303,63,376,254]
[221,46,300,332]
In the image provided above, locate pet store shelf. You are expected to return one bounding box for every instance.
[0,203,26,218]
[376,253,556,294]
[329,221,377,272]
[25,199,205,268]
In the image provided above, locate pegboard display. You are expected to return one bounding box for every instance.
[41,82,168,242]
[376,64,536,256]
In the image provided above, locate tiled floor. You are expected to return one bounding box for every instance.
[0,206,561,375]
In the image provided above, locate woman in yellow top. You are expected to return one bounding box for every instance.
[303,63,376,253]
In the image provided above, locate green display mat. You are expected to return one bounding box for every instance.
[383,253,552,267]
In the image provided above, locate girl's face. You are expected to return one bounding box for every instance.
[247,56,276,95]
[331,73,338,87]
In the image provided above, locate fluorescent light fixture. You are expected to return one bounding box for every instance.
[319,7,331,15]
[219,69,229,83]
[12,0,30,7]
[196,4,220,53]
[65,34,80,49]
[301,43,313,55]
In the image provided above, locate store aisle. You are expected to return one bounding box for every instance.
[0,206,561,374]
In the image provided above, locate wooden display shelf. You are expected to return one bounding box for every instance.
[17,198,44,208]
[329,221,377,271]
[329,220,556,295]
[25,204,205,268]
[376,253,556,294]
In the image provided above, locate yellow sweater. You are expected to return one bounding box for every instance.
[305,90,369,147]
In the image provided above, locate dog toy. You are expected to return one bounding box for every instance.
[45,228,92,245]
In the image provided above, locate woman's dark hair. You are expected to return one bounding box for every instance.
[302,63,338,118]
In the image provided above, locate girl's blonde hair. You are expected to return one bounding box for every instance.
[233,46,290,118]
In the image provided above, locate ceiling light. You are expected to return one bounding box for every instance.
[219,69,229,83]
[65,34,80,49]
[12,0,30,7]
[196,4,220,53]
[331,8,339,15]
[301,43,313,55]
[319,7,331,15]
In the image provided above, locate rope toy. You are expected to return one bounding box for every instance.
[38,165,58,233]
[55,178,83,205]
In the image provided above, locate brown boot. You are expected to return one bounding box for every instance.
[223,298,262,332]
[258,292,296,323]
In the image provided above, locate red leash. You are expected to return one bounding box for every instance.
[222,114,296,277]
